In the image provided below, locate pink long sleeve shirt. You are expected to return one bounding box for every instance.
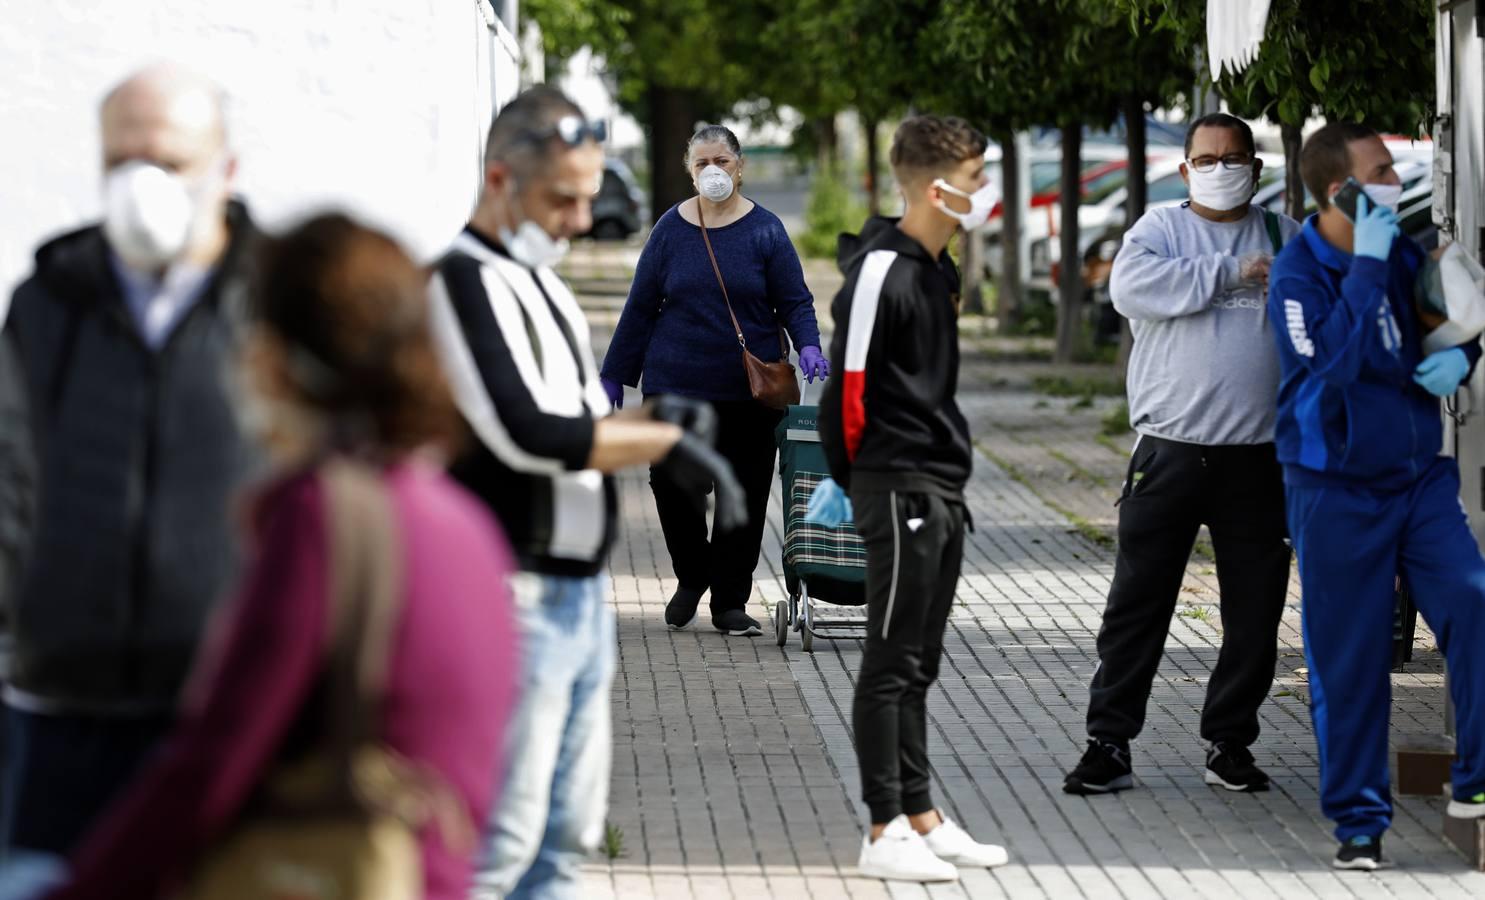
[50,461,519,900]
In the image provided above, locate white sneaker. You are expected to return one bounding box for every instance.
[921,815,1009,867]
[857,815,959,882]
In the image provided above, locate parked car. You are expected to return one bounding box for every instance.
[583,158,647,241]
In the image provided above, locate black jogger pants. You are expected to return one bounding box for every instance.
[851,489,965,824]
[1086,435,1290,748]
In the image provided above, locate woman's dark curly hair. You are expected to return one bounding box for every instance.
[253,213,459,455]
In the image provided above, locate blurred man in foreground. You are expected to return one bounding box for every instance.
[0,63,260,856]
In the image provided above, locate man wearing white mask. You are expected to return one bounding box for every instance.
[0,64,259,856]
[818,115,1008,883]
[1064,113,1300,798]
[429,86,746,900]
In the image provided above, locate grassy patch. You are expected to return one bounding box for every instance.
[1178,605,1211,623]
[1046,448,1109,489]
[603,822,626,860]
[1031,374,1126,399]
[1192,538,1215,562]
[1100,400,1131,436]
[978,441,1116,551]
[1094,433,1128,457]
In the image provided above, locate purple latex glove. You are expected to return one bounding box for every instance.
[600,376,625,410]
[798,345,830,383]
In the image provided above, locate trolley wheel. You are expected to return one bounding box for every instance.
[800,598,815,653]
[774,599,789,647]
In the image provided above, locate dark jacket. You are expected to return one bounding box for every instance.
[429,228,617,578]
[600,203,820,402]
[1269,218,1481,491]
[0,202,262,711]
[818,217,972,497]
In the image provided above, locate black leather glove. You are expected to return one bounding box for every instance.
[648,395,718,446]
[656,431,749,533]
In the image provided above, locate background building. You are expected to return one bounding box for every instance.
[0,0,527,320]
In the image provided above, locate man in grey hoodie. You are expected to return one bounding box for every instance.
[1064,113,1300,797]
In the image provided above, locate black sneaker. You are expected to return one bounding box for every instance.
[1063,739,1133,795]
[713,609,763,636]
[1333,835,1385,870]
[665,588,704,630]
[1204,743,1270,793]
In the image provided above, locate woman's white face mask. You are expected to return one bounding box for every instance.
[697,164,736,202]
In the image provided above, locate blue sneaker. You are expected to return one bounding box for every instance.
[1333,835,1384,870]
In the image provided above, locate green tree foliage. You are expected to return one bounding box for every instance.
[1121,0,1434,216]
[926,0,1189,360]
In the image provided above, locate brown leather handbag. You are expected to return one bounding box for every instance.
[697,203,801,410]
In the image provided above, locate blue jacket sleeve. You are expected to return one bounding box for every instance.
[765,222,821,352]
[1268,256,1400,388]
[600,227,667,387]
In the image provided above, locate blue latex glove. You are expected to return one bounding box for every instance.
[804,477,853,527]
[1414,347,1470,397]
[798,345,831,384]
[1353,193,1400,261]
[600,376,624,411]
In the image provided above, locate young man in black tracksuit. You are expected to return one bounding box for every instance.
[818,116,1007,884]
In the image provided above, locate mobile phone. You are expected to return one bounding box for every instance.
[1332,177,1366,222]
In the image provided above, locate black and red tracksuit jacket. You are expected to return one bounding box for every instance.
[818,217,972,498]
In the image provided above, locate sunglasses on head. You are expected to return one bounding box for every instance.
[520,116,608,148]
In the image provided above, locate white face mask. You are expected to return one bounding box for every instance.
[499,186,569,269]
[103,159,222,272]
[697,164,736,202]
[1361,182,1403,214]
[933,179,999,231]
[1186,165,1255,212]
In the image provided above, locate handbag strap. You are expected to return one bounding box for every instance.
[696,202,790,359]
[321,457,403,781]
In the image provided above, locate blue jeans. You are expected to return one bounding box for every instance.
[471,573,614,900]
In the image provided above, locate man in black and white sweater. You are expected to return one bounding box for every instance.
[430,86,744,900]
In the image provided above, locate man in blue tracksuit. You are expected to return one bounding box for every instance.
[1269,121,1485,870]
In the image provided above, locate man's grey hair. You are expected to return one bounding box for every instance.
[484,85,586,178]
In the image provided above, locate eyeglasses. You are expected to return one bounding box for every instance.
[1187,154,1255,173]
[519,116,608,148]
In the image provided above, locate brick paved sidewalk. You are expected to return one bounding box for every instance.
[571,247,1483,899]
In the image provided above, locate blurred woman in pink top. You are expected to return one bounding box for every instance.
[46,214,521,900]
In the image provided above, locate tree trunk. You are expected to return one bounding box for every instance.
[813,115,839,175]
[996,129,1023,335]
[1117,95,1147,372]
[864,116,881,217]
[1282,122,1305,222]
[645,84,703,224]
[1054,124,1085,364]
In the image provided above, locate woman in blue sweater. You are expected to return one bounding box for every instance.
[601,125,828,636]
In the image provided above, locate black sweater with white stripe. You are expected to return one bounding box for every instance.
[430,228,617,577]
[818,218,972,498]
